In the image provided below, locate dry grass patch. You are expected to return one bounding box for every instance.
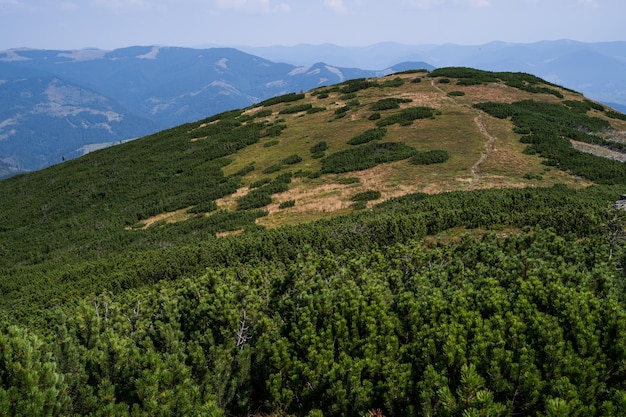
[126,207,194,230]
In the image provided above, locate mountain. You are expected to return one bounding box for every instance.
[0,46,432,177]
[242,40,626,109]
[0,71,158,173]
[4,40,623,178]
[2,68,626,415]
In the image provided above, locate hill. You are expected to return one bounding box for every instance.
[2,68,626,416]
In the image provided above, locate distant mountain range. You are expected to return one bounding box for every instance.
[241,40,626,111]
[0,46,429,177]
[1,40,624,178]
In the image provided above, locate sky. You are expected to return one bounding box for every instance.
[0,0,624,51]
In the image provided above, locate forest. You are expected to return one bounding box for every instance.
[1,68,626,416]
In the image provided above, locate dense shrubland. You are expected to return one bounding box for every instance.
[2,68,626,416]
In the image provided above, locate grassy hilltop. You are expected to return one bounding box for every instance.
[2,68,626,416]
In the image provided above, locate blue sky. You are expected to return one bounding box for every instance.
[0,0,624,50]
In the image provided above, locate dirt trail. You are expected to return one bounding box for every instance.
[430,79,495,188]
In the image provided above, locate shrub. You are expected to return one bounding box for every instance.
[307,107,326,114]
[337,177,360,185]
[380,77,405,88]
[310,141,328,154]
[334,106,349,115]
[249,178,272,189]
[279,104,313,115]
[264,124,287,137]
[263,140,279,148]
[186,200,218,214]
[263,164,283,174]
[340,93,357,100]
[376,107,435,127]
[351,190,382,201]
[448,91,466,97]
[257,92,305,107]
[368,112,381,121]
[321,142,417,173]
[281,154,303,165]
[370,98,413,111]
[410,150,450,165]
[279,200,296,209]
[347,128,387,145]
[254,109,273,118]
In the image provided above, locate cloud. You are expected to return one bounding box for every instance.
[213,0,290,13]
[403,0,490,9]
[468,0,490,6]
[403,0,444,10]
[325,0,347,13]
[91,0,151,9]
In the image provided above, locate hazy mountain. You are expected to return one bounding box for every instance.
[0,46,432,177]
[242,40,626,109]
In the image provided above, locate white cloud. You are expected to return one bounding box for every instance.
[403,0,444,10]
[468,0,490,6]
[403,0,490,9]
[214,0,290,13]
[325,0,347,13]
[90,0,152,10]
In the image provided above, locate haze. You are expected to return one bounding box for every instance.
[1,0,624,51]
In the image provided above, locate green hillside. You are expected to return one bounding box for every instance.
[2,68,626,416]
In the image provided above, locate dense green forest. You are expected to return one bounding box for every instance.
[2,68,626,416]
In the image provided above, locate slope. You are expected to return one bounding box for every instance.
[2,68,626,318]
[2,68,626,416]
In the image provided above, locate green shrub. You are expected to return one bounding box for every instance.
[351,190,382,201]
[370,98,413,111]
[263,164,283,174]
[376,106,435,127]
[347,128,387,145]
[257,92,305,107]
[351,200,367,210]
[310,141,328,154]
[263,140,279,148]
[249,178,272,189]
[410,150,450,165]
[340,93,357,100]
[307,107,326,114]
[380,77,405,88]
[368,112,381,121]
[279,200,296,209]
[232,163,255,177]
[337,177,360,185]
[281,154,303,165]
[254,109,273,118]
[279,104,313,115]
[321,142,417,173]
[264,124,287,137]
[448,91,466,97]
[186,200,218,214]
